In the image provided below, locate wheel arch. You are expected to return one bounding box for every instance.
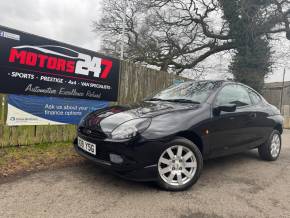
[176,131,204,155]
[274,123,283,134]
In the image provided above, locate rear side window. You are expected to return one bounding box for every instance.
[215,84,252,107]
[248,90,262,105]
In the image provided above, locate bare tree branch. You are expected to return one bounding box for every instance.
[93,0,290,75]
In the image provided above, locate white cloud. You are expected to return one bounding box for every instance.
[0,0,102,51]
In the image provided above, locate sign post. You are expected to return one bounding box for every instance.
[280,68,286,113]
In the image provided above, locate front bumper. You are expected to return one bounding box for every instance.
[73,133,168,181]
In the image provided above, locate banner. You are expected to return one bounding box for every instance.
[0,25,120,101]
[7,94,109,126]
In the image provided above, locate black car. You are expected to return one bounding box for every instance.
[74,80,283,191]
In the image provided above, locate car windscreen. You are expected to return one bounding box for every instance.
[151,81,222,103]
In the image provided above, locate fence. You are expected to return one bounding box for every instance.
[0,61,185,147]
[263,82,290,128]
[262,81,290,109]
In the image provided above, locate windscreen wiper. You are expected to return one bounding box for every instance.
[163,99,200,104]
[146,98,200,104]
[145,98,166,101]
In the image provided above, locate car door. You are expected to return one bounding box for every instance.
[209,84,256,156]
[247,89,271,146]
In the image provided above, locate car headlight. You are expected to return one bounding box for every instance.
[78,113,91,127]
[78,111,95,127]
[110,118,151,140]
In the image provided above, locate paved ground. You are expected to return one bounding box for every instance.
[0,131,290,218]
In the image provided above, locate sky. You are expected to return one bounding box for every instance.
[0,0,102,50]
[0,0,289,83]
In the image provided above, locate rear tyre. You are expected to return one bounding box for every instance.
[157,137,203,191]
[258,130,281,161]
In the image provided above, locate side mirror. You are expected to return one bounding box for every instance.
[213,104,236,116]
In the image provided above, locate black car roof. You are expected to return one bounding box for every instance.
[197,80,262,95]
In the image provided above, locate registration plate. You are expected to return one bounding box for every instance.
[78,137,96,155]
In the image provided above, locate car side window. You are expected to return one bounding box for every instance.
[215,85,252,107]
[248,90,262,105]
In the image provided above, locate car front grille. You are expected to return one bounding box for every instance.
[76,144,110,162]
[94,148,110,162]
[77,127,110,162]
[78,127,107,139]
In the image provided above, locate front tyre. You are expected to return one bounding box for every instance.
[157,137,203,191]
[258,130,282,161]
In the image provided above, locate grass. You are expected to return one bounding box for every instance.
[0,142,84,178]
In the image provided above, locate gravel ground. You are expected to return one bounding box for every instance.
[0,130,289,218]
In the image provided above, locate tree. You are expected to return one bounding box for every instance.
[150,0,290,90]
[94,0,290,89]
[218,0,290,91]
[219,0,271,91]
[94,0,236,75]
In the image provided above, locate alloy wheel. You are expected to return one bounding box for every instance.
[158,145,197,186]
[270,133,281,158]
